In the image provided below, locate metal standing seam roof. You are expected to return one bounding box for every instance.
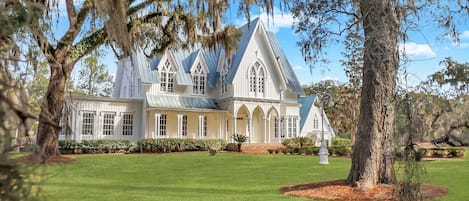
[170,49,194,86]
[265,31,305,95]
[134,48,160,83]
[298,96,316,131]
[139,17,303,94]
[225,17,260,84]
[202,46,222,88]
[146,94,219,110]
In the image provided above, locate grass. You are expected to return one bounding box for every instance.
[39,150,469,201]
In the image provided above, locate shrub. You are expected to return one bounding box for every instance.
[59,139,226,154]
[333,146,351,156]
[332,138,352,147]
[267,149,274,154]
[208,147,217,156]
[232,134,248,152]
[281,138,294,147]
[281,148,289,154]
[225,143,238,152]
[311,147,320,155]
[304,147,314,155]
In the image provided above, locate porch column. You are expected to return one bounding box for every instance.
[232,116,237,143]
[278,117,282,143]
[177,114,183,138]
[248,117,252,143]
[267,118,271,143]
[154,113,161,139]
[198,115,203,139]
[296,117,300,138]
[263,117,267,143]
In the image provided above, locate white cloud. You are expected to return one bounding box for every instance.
[399,42,436,58]
[461,30,469,39]
[320,76,339,82]
[293,65,305,70]
[234,7,296,33]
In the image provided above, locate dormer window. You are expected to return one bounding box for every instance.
[192,64,207,95]
[160,59,176,92]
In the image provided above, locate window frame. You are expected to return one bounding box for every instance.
[81,111,95,135]
[159,114,167,136]
[122,113,134,136]
[160,59,176,93]
[192,64,207,95]
[102,112,116,136]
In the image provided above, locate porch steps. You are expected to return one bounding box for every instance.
[241,143,285,154]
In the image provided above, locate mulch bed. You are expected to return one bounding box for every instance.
[281,180,448,201]
[16,155,76,165]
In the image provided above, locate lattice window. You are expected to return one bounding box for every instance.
[122,113,133,136]
[220,64,228,94]
[81,111,95,135]
[287,117,298,138]
[160,59,176,92]
[159,114,167,136]
[258,67,265,93]
[313,115,319,129]
[249,67,256,92]
[192,64,207,95]
[102,112,115,135]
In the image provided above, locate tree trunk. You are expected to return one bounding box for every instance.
[347,0,399,189]
[37,60,72,158]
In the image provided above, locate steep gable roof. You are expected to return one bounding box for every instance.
[142,17,303,93]
[133,48,160,83]
[225,17,261,83]
[265,32,304,95]
[298,96,316,131]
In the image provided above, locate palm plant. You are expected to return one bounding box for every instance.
[232,134,248,152]
[295,137,309,148]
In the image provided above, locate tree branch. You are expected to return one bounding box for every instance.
[56,0,92,52]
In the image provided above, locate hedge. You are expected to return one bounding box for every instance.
[59,140,137,154]
[395,147,465,160]
[59,138,227,154]
[137,138,227,153]
[332,138,352,147]
[268,146,351,156]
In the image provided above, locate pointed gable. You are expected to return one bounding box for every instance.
[298,96,316,131]
[265,32,304,95]
[225,17,261,83]
[202,46,223,88]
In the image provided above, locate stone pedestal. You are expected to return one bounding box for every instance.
[319,141,329,165]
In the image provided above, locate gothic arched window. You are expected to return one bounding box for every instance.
[160,59,176,92]
[192,64,207,95]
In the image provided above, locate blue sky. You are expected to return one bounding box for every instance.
[62,2,469,87]
[235,7,469,86]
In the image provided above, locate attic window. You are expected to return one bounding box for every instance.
[192,64,207,95]
[160,59,176,93]
[220,64,228,94]
[249,67,256,93]
[248,61,265,97]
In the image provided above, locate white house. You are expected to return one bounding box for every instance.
[61,18,335,145]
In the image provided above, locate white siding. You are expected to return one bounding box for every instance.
[67,97,143,142]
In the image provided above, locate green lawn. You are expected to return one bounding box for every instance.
[40,150,469,201]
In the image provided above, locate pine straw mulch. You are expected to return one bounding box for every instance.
[281,180,448,201]
[16,155,76,165]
